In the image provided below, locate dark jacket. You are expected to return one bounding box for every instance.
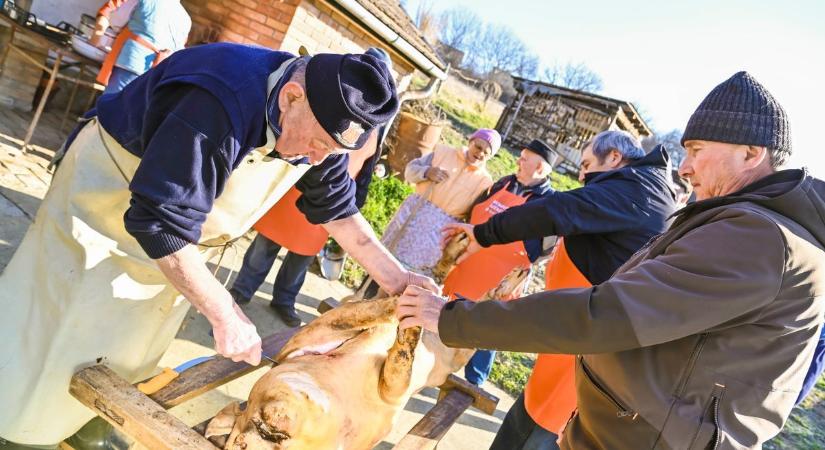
[474,146,676,284]
[440,169,825,449]
[473,174,554,262]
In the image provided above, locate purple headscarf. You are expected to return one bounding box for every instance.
[469,128,502,155]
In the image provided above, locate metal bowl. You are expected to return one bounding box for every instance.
[71,34,107,62]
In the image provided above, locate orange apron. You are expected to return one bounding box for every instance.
[96,27,171,85]
[523,238,592,434]
[253,186,330,256]
[443,181,531,300]
[253,137,377,257]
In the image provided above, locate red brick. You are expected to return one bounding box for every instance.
[241,7,268,24]
[205,2,227,16]
[220,29,244,43]
[236,0,258,9]
[258,35,283,49]
[248,20,274,37]
[241,27,260,41]
[274,0,300,12]
[266,17,291,33]
[225,15,250,30]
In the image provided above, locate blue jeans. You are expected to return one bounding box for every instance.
[231,233,314,307]
[490,392,560,450]
[102,67,139,95]
[796,337,825,405]
[465,349,496,385]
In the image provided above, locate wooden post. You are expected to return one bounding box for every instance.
[0,26,16,79]
[503,84,532,142]
[22,51,62,152]
[439,374,498,415]
[69,365,218,450]
[60,65,82,131]
[393,389,474,450]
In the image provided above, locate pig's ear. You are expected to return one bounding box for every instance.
[379,326,422,403]
[205,401,243,439]
[277,296,398,361]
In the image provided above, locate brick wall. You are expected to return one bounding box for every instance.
[181,0,299,48]
[0,24,50,112]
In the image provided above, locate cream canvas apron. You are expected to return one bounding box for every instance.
[0,60,308,445]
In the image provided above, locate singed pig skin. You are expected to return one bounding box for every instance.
[212,235,528,449]
[221,299,468,450]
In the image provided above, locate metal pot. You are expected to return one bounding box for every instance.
[79,13,116,48]
[79,14,95,37]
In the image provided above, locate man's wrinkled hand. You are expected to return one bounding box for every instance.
[396,285,446,333]
[212,310,262,366]
[441,223,481,263]
[406,271,441,296]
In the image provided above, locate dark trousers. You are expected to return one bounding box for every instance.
[796,337,825,405]
[231,233,314,307]
[465,349,496,385]
[490,392,560,450]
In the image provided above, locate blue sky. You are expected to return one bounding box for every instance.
[404,0,825,174]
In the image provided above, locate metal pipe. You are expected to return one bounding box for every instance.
[399,73,442,103]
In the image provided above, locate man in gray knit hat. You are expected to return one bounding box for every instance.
[397,71,825,448]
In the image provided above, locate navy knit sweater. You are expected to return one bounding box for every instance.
[94,43,358,258]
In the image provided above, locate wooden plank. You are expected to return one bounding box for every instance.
[317,297,340,313]
[69,365,218,450]
[440,374,499,415]
[392,389,474,450]
[149,327,298,408]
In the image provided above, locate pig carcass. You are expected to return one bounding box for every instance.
[206,235,528,449]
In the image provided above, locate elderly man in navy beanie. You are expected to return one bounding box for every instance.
[397,71,825,449]
[0,43,438,448]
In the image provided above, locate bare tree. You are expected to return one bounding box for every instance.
[515,52,539,79]
[433,8,539,79]
[471,25,537,77]
[542,62,604,92]
[413,0,439,45]
[439,8,482,50]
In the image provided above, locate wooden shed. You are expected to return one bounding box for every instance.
[496,76,651,174]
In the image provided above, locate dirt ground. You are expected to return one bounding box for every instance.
[0,109,514,449]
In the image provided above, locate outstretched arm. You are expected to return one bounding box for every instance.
[324,213,439,295]
[412,210,785,355]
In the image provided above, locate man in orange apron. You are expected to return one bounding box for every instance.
[441,139,556,385]
[91,0,191,94]
[436,130,676,449]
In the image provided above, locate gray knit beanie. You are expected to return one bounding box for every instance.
[681,71,791,158]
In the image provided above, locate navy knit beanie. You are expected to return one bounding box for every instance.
[681,71,791,156]
[306,53,399,149]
